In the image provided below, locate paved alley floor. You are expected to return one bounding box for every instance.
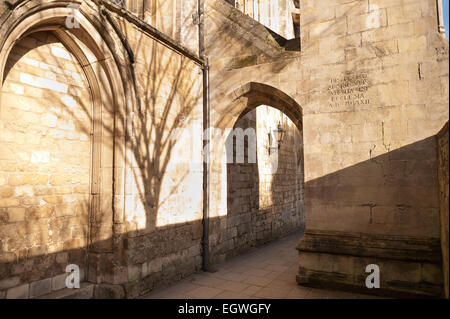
[140,231,379,299]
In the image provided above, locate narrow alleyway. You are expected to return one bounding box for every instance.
[140,231,378,299]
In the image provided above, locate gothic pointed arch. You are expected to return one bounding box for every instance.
[218,81,302,132]
[0,0,137,284]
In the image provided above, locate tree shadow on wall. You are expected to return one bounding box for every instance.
[0,7,202,294]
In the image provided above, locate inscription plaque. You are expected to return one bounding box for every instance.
[328,73,370,109]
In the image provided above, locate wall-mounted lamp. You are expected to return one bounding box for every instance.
[269,121,285,154]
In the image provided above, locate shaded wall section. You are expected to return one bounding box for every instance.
[305,135,441,237]
[437,121,449,298]
[297,137,444,298]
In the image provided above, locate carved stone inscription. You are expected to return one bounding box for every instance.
[328,73,370,108]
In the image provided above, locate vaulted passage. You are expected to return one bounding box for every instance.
[207,82,304,265]
[223,105,304,258]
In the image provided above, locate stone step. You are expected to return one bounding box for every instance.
[36,282,94,299]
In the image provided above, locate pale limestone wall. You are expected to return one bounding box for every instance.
[211,105,304,262]
[104,11,204,297]
[124,0,199,53]
[437,122,449,298]
[207,0,449,240]
[0,0,203,298]
[232,0,297,39]
[0,0,448,299]
[298,0,448,237]
[255,105,304,237]
[205,0,448,296]
[0,32,91,297]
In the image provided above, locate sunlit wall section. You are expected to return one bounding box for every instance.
[0,32,92,288]
[118,1,199,53]
[233,0,295,39]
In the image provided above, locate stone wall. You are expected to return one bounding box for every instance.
[85,2,204,298]
[437,121,449,299]
[205,0,449,297]
[124,0,199,53]
[0,32,91,298]
[210,105,304,263]
[231,0,298,40]
[296,0,448,238]
[0,0,204,299]
[294,0,448,297]
[255,106,304,240]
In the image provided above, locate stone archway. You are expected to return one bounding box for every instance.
[208,81,304,264]
[0,1,134,297]
[217,82,302,132]
[0,30,95,293]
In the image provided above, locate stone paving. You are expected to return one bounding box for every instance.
[140,231,379,299]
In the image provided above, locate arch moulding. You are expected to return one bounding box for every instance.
[218,82,303,132]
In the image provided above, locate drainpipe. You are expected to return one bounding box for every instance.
[202,58,211,272]
[199,0,211,272]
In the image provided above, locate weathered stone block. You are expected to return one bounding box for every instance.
[147,258,163,274]
[30,278,51,298]
[51,273,67,291]
[93,283,125,299]
[0,276,20,290]
[398,35,427,53]
[387,3,422,26]
[6,284,29,299]
[297,230,444,297]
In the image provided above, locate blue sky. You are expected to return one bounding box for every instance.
[444,0,449,39]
